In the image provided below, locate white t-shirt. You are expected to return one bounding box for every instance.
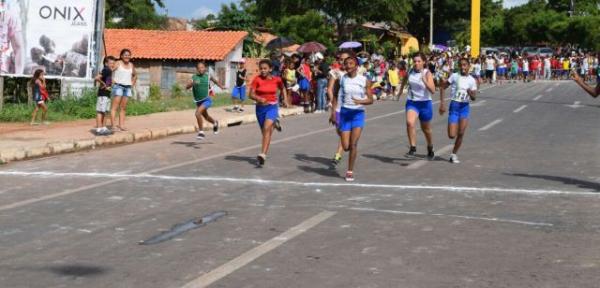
[339,74,367,110]
[448,73,477,103]
[544,58,551,69]
[485,58,495,71]
[522,60,529,72]
[473,63,482,75]
[330,69,346,112]
[499,57,507,68]
[407,68,432,101]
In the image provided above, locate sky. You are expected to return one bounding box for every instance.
[159,0,529,19]
[159,0,239,19]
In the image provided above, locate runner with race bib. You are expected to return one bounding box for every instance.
[439,58,478,164]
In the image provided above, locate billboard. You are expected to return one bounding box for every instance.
[0,0,96,79]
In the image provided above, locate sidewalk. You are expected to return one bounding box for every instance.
[0,105,304,164]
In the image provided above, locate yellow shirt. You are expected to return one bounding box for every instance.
[388,69,400,86]
[562,60,569,70]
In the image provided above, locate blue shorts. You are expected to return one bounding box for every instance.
[339,107,365,132]
[406,100,433,122]
[195,97,212,109]
[448,101,470,124]
[335,111,341,129]
[256,104,279,129]
[112,84,132,97]
[523,71,529,77]
[299,78,310,92]
[497,67,506,75]
[232,86,246,101]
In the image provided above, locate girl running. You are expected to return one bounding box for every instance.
[439,58,478,163]
[30,69,49,125]
[249,60,289,166]
[110,49,137,131]
[330,56,374,181]
[327,51,350,165]
[186,62,225,140]
[399,53,437,160]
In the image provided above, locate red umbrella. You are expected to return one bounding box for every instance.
[297,41,327,53]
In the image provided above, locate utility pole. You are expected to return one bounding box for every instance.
[429,0,433,49]
[568,0,574,17]
[470,0,480,58]
[94,0,106,76]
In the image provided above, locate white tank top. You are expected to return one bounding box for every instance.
[407,68,432,101]
[339,74,367,110]
[113,62,133,86]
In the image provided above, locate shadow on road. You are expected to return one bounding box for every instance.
[224,155,260,167]
[171,141,212,149]
[294,153,334,167]
[47,264,109,277]
[362,153,414,164]
[506,173,600,192]
[297,165,340,178]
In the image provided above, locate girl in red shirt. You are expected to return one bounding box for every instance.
[250,59,289,166]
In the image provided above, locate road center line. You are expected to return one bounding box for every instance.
[181,211,336,288]
[533,94,543,101]
[471,99,487,107]
[406,144,454,170]
[0,171,596,197]
[347,207,553,227]
[546,87,553,92]
[513,105,527,113]
[478,119,503,131]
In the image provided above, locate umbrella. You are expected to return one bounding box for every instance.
[339,41,362,49]
[266,37,294,50]
[297,41,327,53]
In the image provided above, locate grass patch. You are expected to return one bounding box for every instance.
[0,90,249,123]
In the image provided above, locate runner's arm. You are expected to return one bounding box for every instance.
[210,76,226,90]
[131,64,137,86]
[423,70,436,94]
[573,73,599,98]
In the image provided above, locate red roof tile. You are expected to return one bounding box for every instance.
[104,29,248,61]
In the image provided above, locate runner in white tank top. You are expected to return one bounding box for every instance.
[328,51,351,165]
[399,53,436,159]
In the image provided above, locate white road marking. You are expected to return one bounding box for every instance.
[181,211,336,288]
[546,87,553,92]
[513,105,527,113]
[348,207,553,227]
[0,171,597,197]
[478,119,503,131]
[406,144,454,170]
[566,101,582,109]
[471,100,487,107]
[533,94,543,101]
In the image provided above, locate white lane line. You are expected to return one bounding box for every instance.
[471,99,487,107]
[348,207,553,227]
[181,211,336,288]
[513,105,527,113]
[0,109,407,212]
[546,87,553,92]
[1,171,596,197]
[533,94,543,101]
[478,119,503,131]
[406,144,454,170]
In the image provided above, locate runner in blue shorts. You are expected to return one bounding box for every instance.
[231,60,247,112]
[186,62,225,140]
[328,51,350,165]
[439,58,478,163]
[330,56,374,182]
[399,52,437,159]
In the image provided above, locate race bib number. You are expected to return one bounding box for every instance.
[453,90,470,102]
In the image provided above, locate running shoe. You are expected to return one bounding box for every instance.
[345,171,354,182]
[274,119,282,132]
[427,146,435,160]
[257,153,266,166]
[213,121,220,134]
[449,153,460,164]
[238,107,244,113]
[332,153,342,165]
[196,132,206,140]
[406,146,417,157]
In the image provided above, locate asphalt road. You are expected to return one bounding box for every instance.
[0,81,599,288]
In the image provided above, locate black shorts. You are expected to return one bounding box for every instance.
[485,70,494,79]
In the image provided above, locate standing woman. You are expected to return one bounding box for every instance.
[331,56,374,182]
[110,49,137,131]
[249,60,289,166]
[30,69,49,125]
[399,53,437,159]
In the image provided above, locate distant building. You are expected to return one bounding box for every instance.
[362,22,420,56]
[104,29,247,99]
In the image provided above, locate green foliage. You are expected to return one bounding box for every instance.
[170,83,188,98]
[149,84,162,101]
[270,10,336,51]
[106,0,167,29]
[215,3,256,31]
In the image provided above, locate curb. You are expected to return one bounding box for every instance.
[0,107,305,164]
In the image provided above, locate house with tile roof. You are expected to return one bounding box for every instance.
[104,29,247,99]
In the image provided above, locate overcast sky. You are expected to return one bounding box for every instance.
[160,0,529,19]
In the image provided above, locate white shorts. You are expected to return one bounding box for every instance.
[96,96,111,113]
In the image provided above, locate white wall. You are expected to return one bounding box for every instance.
[215,40,244,91]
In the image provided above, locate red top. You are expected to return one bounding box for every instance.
[251,75,284,104]
[531,59,539,70]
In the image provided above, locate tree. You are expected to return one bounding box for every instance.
[106,0,167,29]
[215,3,256,31]
[269,10,336,51]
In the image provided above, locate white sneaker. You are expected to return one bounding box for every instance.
[196,132,206,140]
[449,154,460,164]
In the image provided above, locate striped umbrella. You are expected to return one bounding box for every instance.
[297,41,327,53]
